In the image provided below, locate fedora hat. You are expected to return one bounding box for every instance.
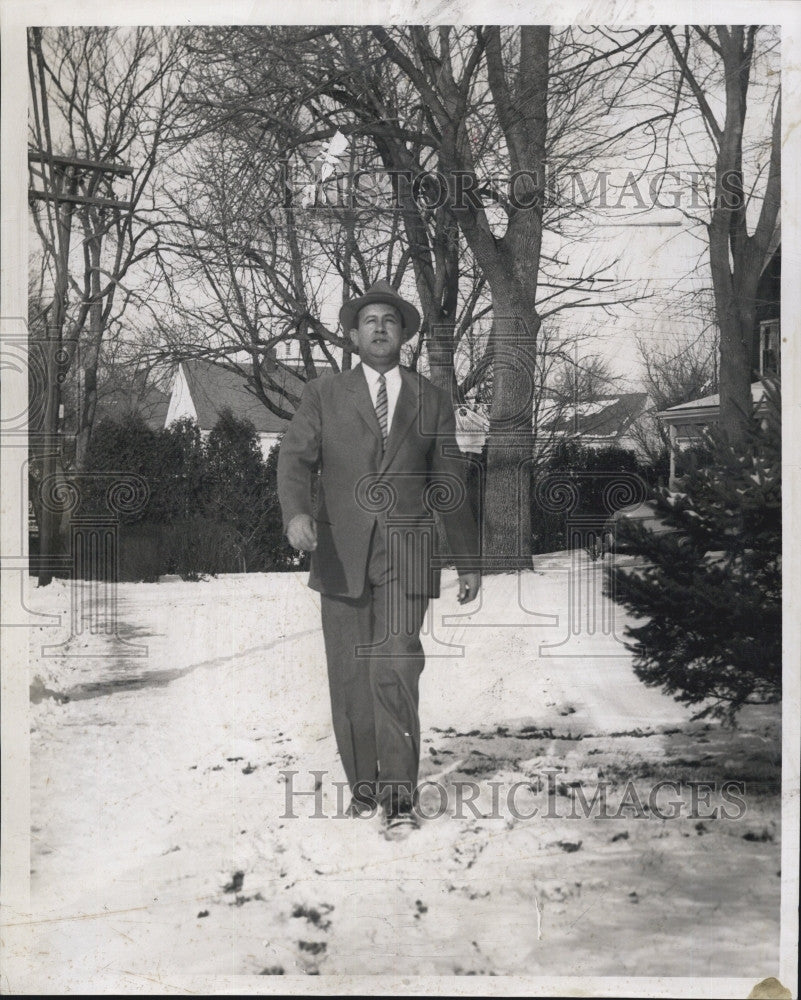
[339,279,420,341]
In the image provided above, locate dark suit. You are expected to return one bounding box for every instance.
[277,364,479,803]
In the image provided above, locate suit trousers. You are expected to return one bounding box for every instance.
[319,521,429,806]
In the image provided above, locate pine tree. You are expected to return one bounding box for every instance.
[259,441,302,572]
[203,410,297,572]
[609,379,781,720]
[84,413,159,522]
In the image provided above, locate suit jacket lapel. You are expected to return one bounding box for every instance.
[346,365,383,444]
[379,369,421,472]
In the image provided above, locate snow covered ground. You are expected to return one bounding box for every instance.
[19,553,781,990]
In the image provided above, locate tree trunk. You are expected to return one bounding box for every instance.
[456,25,549,567]
[37,169,77,586]
[481,278,540,568]
[710,235,756,443]
[426,320,456,393]
[74,226,103,471]
[704,26,779,445]
[424,207,460,395]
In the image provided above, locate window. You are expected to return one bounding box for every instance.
[760,319,780,375]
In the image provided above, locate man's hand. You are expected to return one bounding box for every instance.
[457,572,480,605]
[287,513,317,552]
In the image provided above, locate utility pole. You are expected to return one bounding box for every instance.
[28,150,132,586]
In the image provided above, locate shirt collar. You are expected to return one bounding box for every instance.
[361,362,401,386]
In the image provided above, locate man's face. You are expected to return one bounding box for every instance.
[350,303,404,371]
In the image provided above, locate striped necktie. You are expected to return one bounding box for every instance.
[375,373,389,446]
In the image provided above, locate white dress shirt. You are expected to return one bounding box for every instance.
[360,363,402,434]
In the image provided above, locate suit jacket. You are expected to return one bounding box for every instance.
[277,365,480,599]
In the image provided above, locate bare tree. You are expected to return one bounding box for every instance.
[245,26,657,564]
[179,28,489,395]
[140,26,664,565]
[630,321,720,464]
[549,351,620,407]
[152,111,407,413]
[28,26,189,470]
[660,25,780,443]
[154,28,495,417]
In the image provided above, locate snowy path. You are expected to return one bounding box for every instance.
[23,560,781,987]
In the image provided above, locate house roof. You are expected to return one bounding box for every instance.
[542,392,649,440]
[657,381,766,424]
[181,358,304,433]
[95,384,170,431]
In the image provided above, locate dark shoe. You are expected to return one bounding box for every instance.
[382,795,419,841]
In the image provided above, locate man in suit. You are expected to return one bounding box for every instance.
[278,280,480,839]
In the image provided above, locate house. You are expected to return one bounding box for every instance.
[657,382,773,486]
[165,358,304,458]
[94,382,171,432]
[658,231,780,486]
[752,222,781,378]
[66,366,170,433]
[538,392,651,456]
[451,392,651,458]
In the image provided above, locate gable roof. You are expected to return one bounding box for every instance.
[95,383,170,431]
[181,358,305,433]
[542,392,649,440]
